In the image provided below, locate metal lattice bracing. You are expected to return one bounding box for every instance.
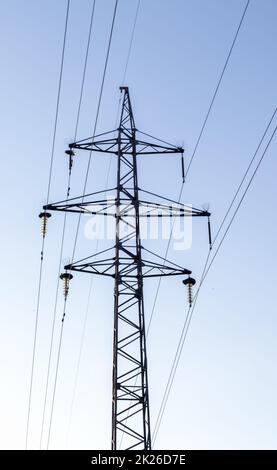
[44,87,210,450]
[111,88,151,450]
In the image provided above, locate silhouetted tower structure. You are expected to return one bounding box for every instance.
[44,87,210,450]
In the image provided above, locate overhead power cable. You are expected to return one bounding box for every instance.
[152,108,277,445]
[146,0,250,343]
[25,0,71,450]
[46,299,68,449]
[149,6,253,438]
[202,120,277,285]
[69,0,118,263]
[39,0,96,449]
[66,0,141,448]
[122,0,140,84]
[212,107,277,247]
[46,0,119,449]
[185,0,250,178]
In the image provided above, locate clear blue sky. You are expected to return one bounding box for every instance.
[0,0,276,450]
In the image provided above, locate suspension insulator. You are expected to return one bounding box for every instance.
[181,152,185,183]
[65,148,75,171]
[182,276,196,307]
[60,272,73,298]
[39,211,52,237]
[208,216,212,250]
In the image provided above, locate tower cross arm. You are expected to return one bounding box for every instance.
[133,139,183,155]
[67,131,183,156]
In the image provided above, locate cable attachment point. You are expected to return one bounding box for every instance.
[183,276,196,307]
[39,211,52,238]
[65,149,75,172]
[181,152,185,183]
[208,216,212,250]
[60,272,73,298]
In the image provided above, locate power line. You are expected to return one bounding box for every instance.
[121,0,140,84]
[65,115,118,448]
[73,0,96,140]
[203,119,277,285]
[46,1,71,206]
[46,299,68,449]
[25,0,71,449]
[152,109,277,445]
[185,0,250,179]
[212,107,277,246]
[146,0,250,353]
[39,0,97,449]
[153,118,277,444]
[70,0,118,263]
[65,274,94,448]
[46,0,119,449]
[65,0,142,448]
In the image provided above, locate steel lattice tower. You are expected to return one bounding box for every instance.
[44,87,210,450]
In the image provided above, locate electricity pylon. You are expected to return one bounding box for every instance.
[44,87,210,450]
